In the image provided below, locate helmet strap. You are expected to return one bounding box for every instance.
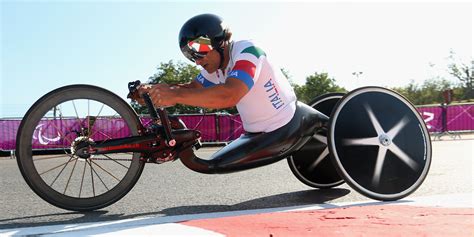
[217,47,225,69]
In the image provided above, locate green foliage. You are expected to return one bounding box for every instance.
[293,72,347,103]
[131,60,238,115]
[391,77,464,105]
[131,60,200,114]
[392,52,473,105]
[148,60,201,85]
[447,57,473,100]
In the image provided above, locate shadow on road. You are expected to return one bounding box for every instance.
[159,188,351,216]
[0,188,350,230]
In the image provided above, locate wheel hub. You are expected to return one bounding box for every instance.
[378,133,392,146]
[71,136,95,159]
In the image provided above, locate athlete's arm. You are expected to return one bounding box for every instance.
[169,80,203,89]
[148,78,248,109]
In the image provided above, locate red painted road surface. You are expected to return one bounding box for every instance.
[183,205,474,237]
[1,194,473,236]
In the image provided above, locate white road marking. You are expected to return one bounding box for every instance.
[1,193,471,237]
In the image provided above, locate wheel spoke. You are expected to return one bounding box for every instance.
[87,103,106,138]
[101,154,130,169]
[33,154,70,161]
[89,160,110,191]
[387,116,410,138]
[47,120,74,145]
[312,134,327,144]
[307,148,329,171]
[372,147,388,187]
[96,103,105,118]
[389,143,419,171]
[71,100,85,136]
[88,159,96,197]
[95,129,114,140]
[87,100,90,137]
[64,158,79,194]
[343,136,379,146]
[365,104,385,134]
[93,127,132,148]
[34,144,72,148]
[38,155,74,176]
[89,126,109,141]
[79,160,87,198]
[48,157,77,187]
[90,160,121,182]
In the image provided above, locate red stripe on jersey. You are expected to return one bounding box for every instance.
[232,60,256,78]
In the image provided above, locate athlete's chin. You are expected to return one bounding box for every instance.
[204,67,218,74]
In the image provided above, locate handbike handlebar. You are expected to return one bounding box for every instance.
[128,80,176,147]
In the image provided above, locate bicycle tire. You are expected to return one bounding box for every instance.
[328,87,432,201]
[287,93,345,189]
[16,85,145,211]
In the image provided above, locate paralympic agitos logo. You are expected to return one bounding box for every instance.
[33,124,61,145]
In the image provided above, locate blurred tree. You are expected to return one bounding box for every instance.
[391,78,462,105]
[447,51,473,99]
[131,60,238,114]
[293,72,347,103]
[280,68,295,85]
[391,51,474,105]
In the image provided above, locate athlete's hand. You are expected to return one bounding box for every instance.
[148,84,178,107]
[135,84,153,106]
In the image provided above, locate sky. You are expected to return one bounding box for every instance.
[1,1,472,118]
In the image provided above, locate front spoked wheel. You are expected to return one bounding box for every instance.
[16,85,144,211]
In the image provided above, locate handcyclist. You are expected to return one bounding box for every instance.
[136,13,297,133]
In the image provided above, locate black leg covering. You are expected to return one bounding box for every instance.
[179,102,329,174]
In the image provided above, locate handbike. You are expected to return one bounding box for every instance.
[16,81,432,211]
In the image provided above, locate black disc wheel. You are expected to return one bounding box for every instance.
[16,85,145,211]
[288,93,345,189]
[328,87,431,201]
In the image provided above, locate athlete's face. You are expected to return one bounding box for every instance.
[195,49,220,73]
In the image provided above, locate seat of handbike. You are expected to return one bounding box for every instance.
[204,101,329,173]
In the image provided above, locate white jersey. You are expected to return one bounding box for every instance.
[194,40,297,132]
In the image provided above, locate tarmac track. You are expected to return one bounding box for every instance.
[0,137,472,236]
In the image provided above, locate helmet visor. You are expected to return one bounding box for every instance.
[181,36,213,62]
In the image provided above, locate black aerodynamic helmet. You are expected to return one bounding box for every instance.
[179,14,231,62]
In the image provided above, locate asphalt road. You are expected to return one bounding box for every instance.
[0,138,472,230]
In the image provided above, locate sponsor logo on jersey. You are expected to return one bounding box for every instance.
[196,74,205,84]
[264,78,284,110]
[229,71,239,78]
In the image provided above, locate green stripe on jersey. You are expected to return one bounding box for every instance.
[241,46,266,58]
